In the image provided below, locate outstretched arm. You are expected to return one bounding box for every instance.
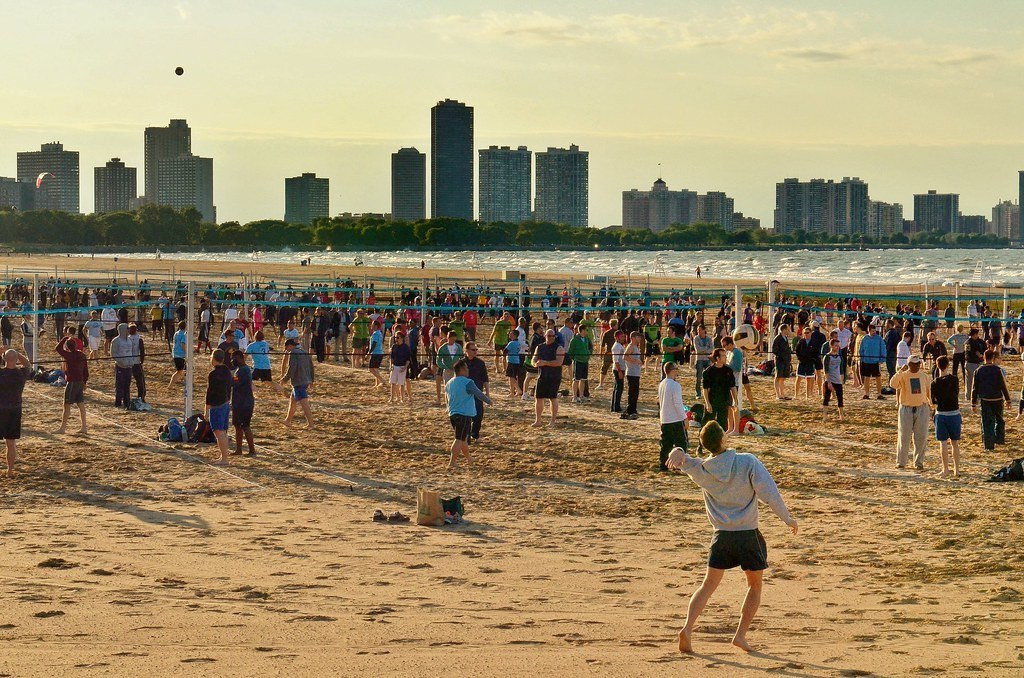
[750,460,798,532]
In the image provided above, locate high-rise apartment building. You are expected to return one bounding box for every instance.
[430,99,473,219]
[960,214,990,236]
[621,179,698,231]
[155,154,215,223]
[732,213,761,230]
[774,177,868,235]
[391,147,426,222]
[144,119,191,203]
[698,191,735,231]
[867,200,904,239]
[284,173,329,225]
[16,142,80,213]
[990,200,1019,240]
[535,145,589,227]
[0,177,33,211]
[478,145,532,223]
[94,158,137,214]
[913,190,959,233]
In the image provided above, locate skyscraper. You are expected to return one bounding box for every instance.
[867,200,904,239]
[144,119,191,203]
[284,173,330,225]
[621,178,698,231]
[94,158,137,214]
[991,200,1018,239]
[155,154,215,223]
[913,190,959,233]
[391,147,426,222]
[430,99,474,219]
[478,145,531,223]
[535,145,589,227]
[0,177,33,211]
[773,177,868,235]
[16,142,80,213]
[697,191,735,231]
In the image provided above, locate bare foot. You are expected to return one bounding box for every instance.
[56,428,66,435]
[678,628,692,653]
[731,635,753,653]
[283,418,293,427]
[76,429,88,435]
[546,420,557,427]
[211,459,229,466]
[530,421,543,427]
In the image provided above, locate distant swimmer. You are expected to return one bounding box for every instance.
[696,266,702,279]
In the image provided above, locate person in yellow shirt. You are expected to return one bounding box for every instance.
[888,355,932,470]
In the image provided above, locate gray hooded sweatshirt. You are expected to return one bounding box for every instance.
[672,448,793,531]
[110,323,134,369]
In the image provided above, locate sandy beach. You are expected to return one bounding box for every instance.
[1,254,1023,676]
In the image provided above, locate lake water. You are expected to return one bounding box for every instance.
[70,248,1019,286]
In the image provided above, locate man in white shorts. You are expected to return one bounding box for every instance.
[83,311,104,358]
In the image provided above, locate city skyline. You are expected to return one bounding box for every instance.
[2,2,1024,226]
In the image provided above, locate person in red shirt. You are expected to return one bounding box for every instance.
[462,308,478,341]
[55,327,89,436]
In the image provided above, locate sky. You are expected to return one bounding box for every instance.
[3,0,1024,227]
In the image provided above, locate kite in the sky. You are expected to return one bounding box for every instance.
[35,172,55,189]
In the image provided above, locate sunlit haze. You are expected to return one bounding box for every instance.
[3,1,1023,226]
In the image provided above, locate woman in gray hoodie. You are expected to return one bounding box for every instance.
[667,421,798,654]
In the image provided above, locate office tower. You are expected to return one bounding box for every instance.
[990,200,1018,239]
[0,177,34,211]
[774,177,868,235]
[94,158,138,214]
[913,190,960,233]
[16,142,80,212]
[697,191,735,231]
[535,144,589,227]
[478,145,531,223]
[284,173,329,225]
[430,99,473,219]
[144,119,191,202]
[867,200,904,239]
[621,178,698,231]
[391,147,426,221]
[155,154,215,222]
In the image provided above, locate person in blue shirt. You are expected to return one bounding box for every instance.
[169,321,188,387]
[857,323,887,399]
[245,330,284,395]
[368,320,386,389]
[504,329,525,397]
[444,359,492,470]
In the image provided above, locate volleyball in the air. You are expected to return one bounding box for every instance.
[732,324,760,350]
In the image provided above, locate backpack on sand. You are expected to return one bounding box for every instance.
[184,414,215,444]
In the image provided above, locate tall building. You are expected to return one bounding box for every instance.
[990,200,1018,240]
[913,190,960,233]
[535,144,589,227]
[697,191,735,231]
[284,173,329,225]
[774,177,868,235]
[155,154,215,223]
[94,158,137,214]
[732,213,761,230]
[0,177,33,211]
[478,145,532,223]
[430,99,474,219]
[16,142,80,213]
[960,214,990,236]
[391,147,426,222]
[144,119,191,203]
[867,200,904,239]
[1019,171,1024,236]
[621,178,698,231]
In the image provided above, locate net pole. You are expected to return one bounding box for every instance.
[735,283,743,416]
[767,280,777,355]
[421,278,428,326]
[184,281,195,419]
[31,273,39,368]
[1004,288,1009,319]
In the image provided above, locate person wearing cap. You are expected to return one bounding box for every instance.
[281,338,315,429]
[666,421,798,655]
[889,355,932,470]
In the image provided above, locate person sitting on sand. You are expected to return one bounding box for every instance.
[444,359,492,469]
[667,421,798,655]
[55,328,89,436]
[0,349,32,477]
[281,338,315,429]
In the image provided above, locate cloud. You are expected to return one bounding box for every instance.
[776,48,853,62]
[932,50,999,67]
[174,2,191,21]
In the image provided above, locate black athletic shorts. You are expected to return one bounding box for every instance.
[232,406,253,428]
[450,414,473,442]
[859,362,880,378]
[535,375,561,399]
[708,529,768,571]
[104,328,118,341]
[775,359,792,379]
[505,363,523,379]
[173,357,186,371]
[252,368,273,382]
[573,361,589,381]
[64,381,85,405]
[369,354,384,369]
[0,407,22,440]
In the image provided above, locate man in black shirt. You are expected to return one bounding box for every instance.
[971,349,1011,451]
[930,355,961,477]
[964,328,987,401]
[464,342,490,441]
[0,349,31,477]
[772,325,793,400]
[702,348,735,430]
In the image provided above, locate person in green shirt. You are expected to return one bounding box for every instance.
[644,319,662,372]
[661,325,685,368]
[578,312,596,346]
[449,312,466,344]
[435,331,465,404]
[348,309,370,368]
[568,331,593,404]
[490,313,512,374]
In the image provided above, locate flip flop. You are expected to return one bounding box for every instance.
[387,512,410,523]
[372,509,386,522]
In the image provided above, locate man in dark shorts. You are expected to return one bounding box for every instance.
[55,329,89,436]
[281,338,315,429]
[0,348,32,476]
[444,359,492,469]
[206,349,233,466]
[772,324,793,400]
[531,329,565,427]
[231,351,256,456]
[667,421,798,654]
